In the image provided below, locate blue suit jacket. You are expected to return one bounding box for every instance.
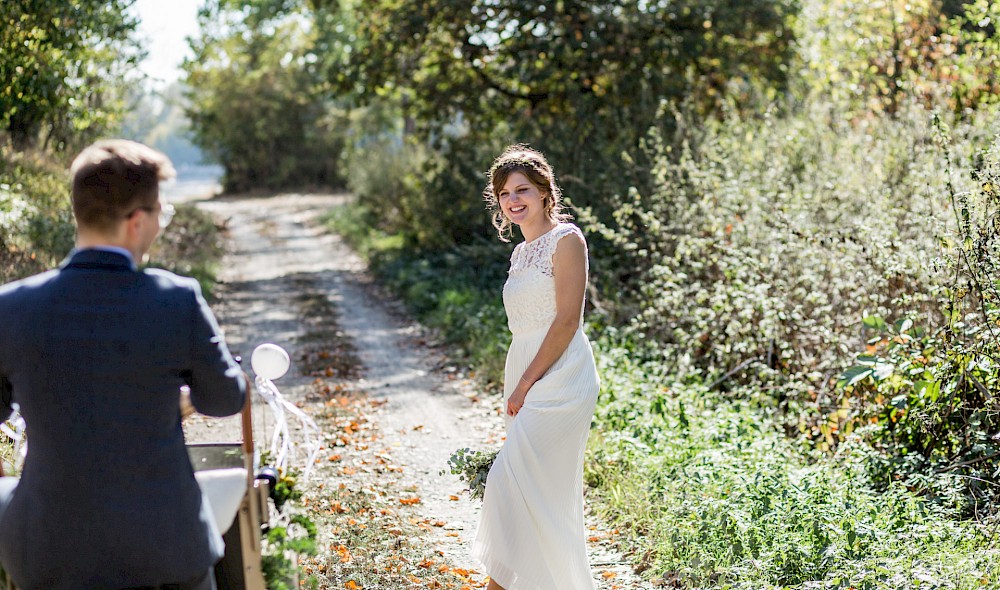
[0,249,246,589]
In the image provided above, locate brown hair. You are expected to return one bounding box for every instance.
[483,144,570,242]
[70,139,176,232]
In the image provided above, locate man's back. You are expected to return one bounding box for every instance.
[0,249,246,589]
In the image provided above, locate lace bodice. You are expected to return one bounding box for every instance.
[503,223,588,336]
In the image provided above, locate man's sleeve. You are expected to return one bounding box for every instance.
[0,374,12,423]
[184,282,247,417]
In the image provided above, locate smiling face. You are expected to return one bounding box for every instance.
[484,145,567,242]
[498,171,548,228]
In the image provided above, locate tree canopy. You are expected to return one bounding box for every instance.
[0,0,142,151]
[347,0,796,194]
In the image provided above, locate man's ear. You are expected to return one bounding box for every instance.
[123,210,144,238]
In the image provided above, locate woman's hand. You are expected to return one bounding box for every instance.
[506,381,531,417]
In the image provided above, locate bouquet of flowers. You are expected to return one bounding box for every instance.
[446,447,499,501]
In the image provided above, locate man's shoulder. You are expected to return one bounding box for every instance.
[143,267,202,294]
[142,267,200,290]
[0,269,60,300]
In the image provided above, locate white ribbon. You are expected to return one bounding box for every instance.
[254,376,320,480]
[1,405,26,471]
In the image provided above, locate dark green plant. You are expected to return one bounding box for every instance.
[586,342,999,588]
[577,101,967,396]
[0,150,75,283]
[259,464,316,590]
[828,119,1000,515]
[836,318,989,511]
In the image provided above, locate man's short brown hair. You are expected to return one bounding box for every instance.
[70,139,176,232]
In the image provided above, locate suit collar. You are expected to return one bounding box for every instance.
[61,248,139,272]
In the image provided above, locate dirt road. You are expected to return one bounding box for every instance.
[184,193,648,589]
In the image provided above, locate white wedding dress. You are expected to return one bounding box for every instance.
[472,223,600,590]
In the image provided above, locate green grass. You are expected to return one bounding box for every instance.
[587,347,999,589]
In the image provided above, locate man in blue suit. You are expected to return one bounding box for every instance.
[0,139,247,589]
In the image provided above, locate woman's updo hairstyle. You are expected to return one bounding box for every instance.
[483,144,571,242]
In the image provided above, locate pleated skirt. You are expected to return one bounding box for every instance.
[472,328,599,590]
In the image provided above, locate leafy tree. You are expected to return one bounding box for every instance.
[346,0,795,132]
[183,0,349,192]
[0,0,142,151]
[794,0,947,116]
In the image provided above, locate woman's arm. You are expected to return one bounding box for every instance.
[506,233,588,416]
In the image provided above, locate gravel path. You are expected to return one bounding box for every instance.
[183,193,650,589]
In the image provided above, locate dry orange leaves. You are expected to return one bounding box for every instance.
[334,544,352,563]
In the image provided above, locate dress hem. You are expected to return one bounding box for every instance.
[471,540,551,590]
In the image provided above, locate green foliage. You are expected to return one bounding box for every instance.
[0,149,74,283]
[0,0,142,151]
[837,317,998,515]
[262,512,318,590]
[261,466,317,590]
[270,472,303,512]
[183,0,349,193]
[579,101,984,394]
[794,0,950,116]
[830,124,1000,515]
[943,0,1000,109]
[793,0,1000,114]
[587,344,999,589]
[335,95,504,249]
[445,447,498,502]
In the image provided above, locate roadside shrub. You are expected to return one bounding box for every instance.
[836,317,994,514]
[341,100,503,250]
[580,101,997,403]
[147,204,227,298]
[833,125,1000,515]
[0,149,74,283]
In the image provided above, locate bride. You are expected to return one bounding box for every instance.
[472,144,600,589]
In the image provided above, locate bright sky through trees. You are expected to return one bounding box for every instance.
[132,0,204,87]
